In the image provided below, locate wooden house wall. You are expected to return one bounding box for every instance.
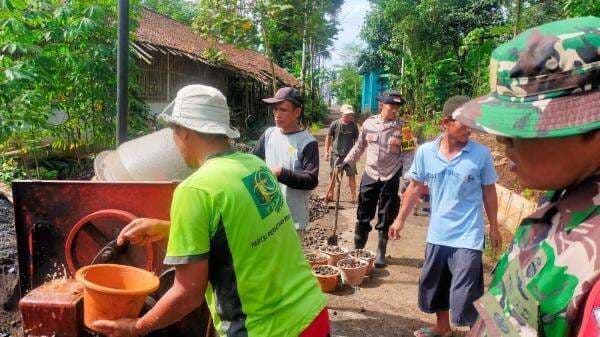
[227,75,272,133]
[138,50,228,103]
[137,49,273,134]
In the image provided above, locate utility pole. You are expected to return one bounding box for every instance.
[116,0,129,145]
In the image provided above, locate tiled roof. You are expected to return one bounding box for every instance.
[135,9,299,87]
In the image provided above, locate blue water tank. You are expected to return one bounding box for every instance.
[361,71,389,115]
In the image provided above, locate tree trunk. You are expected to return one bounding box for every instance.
[400,36,406,95]
[300,0,310,96]
[309,37,316,122]
[260,22,277,95]
[312,53,320,122]
[513,0,522,37]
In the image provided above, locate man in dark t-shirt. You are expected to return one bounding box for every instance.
[325,104,359,203]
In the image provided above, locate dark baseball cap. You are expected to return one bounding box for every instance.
[376,91,406,105]
[262,87,304,107]
[442,95,470,118]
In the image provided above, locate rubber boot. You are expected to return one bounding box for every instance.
[374,230,388,268]
[353,223,368,250]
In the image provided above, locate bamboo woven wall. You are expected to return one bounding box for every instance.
[136,49,273,134]
[138,50,228,103]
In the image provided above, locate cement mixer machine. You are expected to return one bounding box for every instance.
[12,180,214,337]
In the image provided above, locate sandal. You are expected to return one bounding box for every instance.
[413,327,452,337]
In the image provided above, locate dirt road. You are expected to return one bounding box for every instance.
[310,109,486,336]
[0,108,494,337]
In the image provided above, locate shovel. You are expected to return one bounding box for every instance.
[327,169,344,246]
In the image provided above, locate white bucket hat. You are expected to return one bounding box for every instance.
[340,104,355,115]
[158,85,240,139]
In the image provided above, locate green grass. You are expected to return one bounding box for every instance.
[309,121,326,134]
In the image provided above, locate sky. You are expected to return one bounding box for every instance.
[326,0,371,68]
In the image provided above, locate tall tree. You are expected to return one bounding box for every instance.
[192,0,341,121]
[360,0,505,119]
[193,0,259,49]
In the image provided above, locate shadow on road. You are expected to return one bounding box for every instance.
[360,276,418,289]
[329,305,468,337]
[387,257,424,268]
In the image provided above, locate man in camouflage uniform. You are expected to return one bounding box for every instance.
[453,16,600,337]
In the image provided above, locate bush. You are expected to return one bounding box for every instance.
[0,157,26,185]
[309,121,325,135]
[0,0,149,155]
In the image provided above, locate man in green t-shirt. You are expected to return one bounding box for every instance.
[92,85,329,337]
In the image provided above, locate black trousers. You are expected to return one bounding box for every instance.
[356,170,401,233]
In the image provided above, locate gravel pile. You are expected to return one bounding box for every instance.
[0,198,16,271]
[70,164,95,180]
[313,265,338,276]
[302,227,337,250]
[350,249,374,259]
[232,141,253,153]
[338,258,364,269]
[308,193,327,222]
[321,245,346,254]
[305,252,327,263]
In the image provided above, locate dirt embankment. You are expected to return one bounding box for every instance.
[0,197,21,337]
[471,132,543,202]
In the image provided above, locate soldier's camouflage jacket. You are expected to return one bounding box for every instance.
[470,172,600,337]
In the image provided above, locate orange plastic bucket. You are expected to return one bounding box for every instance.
[75,264,159,330]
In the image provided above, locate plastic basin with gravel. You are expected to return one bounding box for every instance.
[349,249,376,274]
[336,257,368,286]
[312,265,341,293]
[305,252,329,267]
[318,245,348,266]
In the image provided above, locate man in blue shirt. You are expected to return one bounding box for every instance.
[389,96,501,337]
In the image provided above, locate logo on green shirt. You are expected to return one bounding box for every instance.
[242,167,284,219]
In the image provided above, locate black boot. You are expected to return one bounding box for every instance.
[353,223,368,250]
[374,230,388,268]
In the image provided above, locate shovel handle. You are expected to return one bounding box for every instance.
[334,168,343,183]
[332,169,344,236]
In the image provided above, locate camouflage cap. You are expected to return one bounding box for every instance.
[454,16,600,138]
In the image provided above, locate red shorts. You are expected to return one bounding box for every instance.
[299,308,330,337]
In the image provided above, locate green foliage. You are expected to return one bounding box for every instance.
[309,121,325,135]
[329,44,363,113]
[0,154,96,183]
[563,0,600,16]
[193,0,260,49]
[192,0,341,125]
[361,0,505,120]
[331,63,362,113]
[359,0,595,124]
[142,0,196,25]
[0,156,26,184]
[407,118,440,142]
[484,234,502,264]
[521,188,537,201]
[201,46,225,65]
[0,0,150,155]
